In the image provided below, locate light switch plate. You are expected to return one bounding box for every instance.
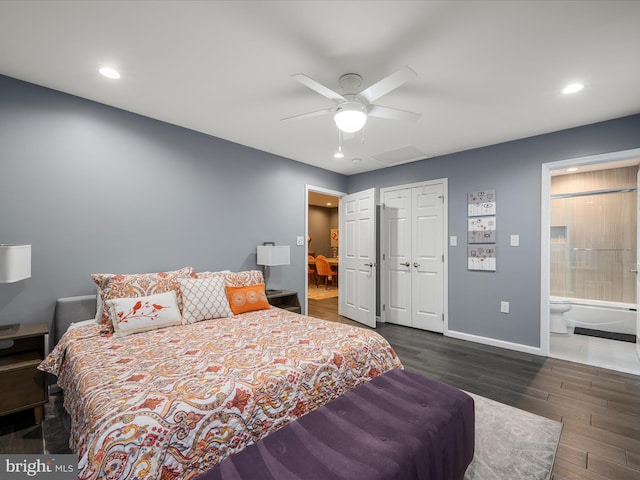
[296,236,305,246]
[449,236,457,247]
[500,301,510,313]
[510,235,520,247]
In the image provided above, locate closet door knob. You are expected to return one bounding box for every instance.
[400,262,410,267]
[413,262,420,268]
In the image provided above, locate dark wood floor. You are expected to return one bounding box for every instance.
[309,297,640,480]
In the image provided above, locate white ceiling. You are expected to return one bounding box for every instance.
[1,1,639,176]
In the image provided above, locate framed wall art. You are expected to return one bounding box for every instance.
[468,216,496,243]
[467,189,496,216]
[467,245,496,271]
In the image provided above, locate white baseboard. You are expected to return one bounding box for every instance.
[446,329,545,356]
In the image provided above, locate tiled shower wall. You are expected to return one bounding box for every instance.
[550,165,638,303]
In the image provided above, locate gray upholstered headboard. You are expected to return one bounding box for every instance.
[54,294,97,344]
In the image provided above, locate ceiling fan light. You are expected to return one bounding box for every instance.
[334,102,367,133]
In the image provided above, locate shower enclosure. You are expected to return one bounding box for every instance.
[550,166,637,334]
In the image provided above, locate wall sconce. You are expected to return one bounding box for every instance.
[0,244,31,283]
[256,244,290,293]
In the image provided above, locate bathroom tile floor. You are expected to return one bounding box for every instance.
[550,333,640,375]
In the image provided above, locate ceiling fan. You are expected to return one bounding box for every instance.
[282,65,421,133]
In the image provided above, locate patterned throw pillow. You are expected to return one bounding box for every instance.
[196,270,264,287]
[225,283,271,315]
[179,276,232,323]
[108,291,182,337]
[194,270,230,278]
[91,266,195,330]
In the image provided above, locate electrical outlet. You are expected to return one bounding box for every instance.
[500,301,510,313]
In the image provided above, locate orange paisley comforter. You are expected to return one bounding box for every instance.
[39,307,402,479]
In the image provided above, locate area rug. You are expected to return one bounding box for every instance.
[308,284,338,300]
[465,392,563,480]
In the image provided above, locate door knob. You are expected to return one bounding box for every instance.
[365,262,374,267]
[400,262,410,267]
[413,262,420,268]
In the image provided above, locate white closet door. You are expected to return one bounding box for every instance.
[381,180,446,333]
[412,184,444,332]
[382,188,412,326]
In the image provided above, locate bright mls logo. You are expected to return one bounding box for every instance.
[2,455,76,479]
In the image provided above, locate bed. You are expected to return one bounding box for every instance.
[40,268,474,480]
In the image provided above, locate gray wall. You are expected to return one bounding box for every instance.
[0,75,347,330]
[348,114,640,349]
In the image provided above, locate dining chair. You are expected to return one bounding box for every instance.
[315,255,337,289]
[307,255,317,285]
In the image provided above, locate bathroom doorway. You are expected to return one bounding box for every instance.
[541,149,640,375]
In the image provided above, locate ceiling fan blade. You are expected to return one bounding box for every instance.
[281,107,334,122]
[368,104,421,123]
[359,66,417,104]
[291,73,345,101]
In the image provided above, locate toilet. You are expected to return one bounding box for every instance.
[550,298,572,334]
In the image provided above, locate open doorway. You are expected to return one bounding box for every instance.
[541,149,640,375]
[305,186,344,318]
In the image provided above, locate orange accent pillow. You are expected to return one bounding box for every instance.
[225,283,270,315]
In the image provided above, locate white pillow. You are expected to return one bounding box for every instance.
[108,290,182,337]
[179,276,232,323]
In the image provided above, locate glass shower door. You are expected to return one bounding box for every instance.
[550,189,637,304]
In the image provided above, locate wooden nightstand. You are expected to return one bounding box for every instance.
[266,290,301,314]
[0,323,49,424]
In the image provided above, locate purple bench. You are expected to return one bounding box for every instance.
[197,368,475,480]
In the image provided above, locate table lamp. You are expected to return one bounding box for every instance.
[0,244,31,283]
[256,244,290,293]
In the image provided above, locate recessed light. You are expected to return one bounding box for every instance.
[99,67,121,79]
[352,158,362,163]
[333,151,344,159]
[562,83,583,95]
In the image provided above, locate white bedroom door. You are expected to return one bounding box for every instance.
[339,188,377,328]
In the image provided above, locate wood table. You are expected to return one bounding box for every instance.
[308,257,339,266]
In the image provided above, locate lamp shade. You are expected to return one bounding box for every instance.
[0,244,31,283]
[257,245,290,266]
[334,102,367,133]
